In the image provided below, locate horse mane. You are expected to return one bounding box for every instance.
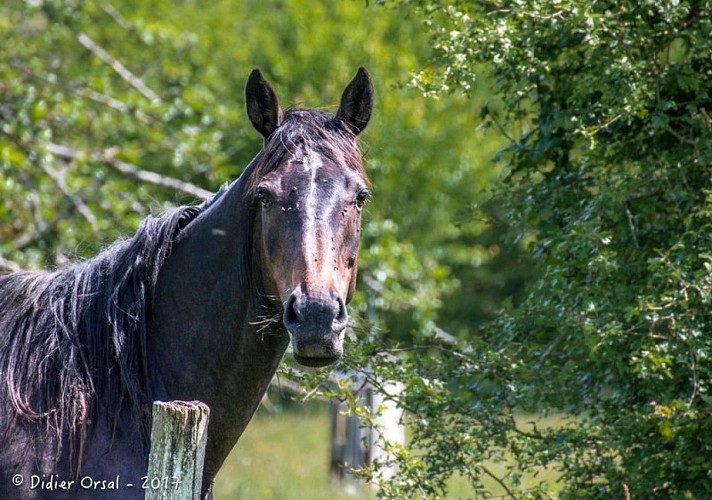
[0,189,223,470]
[246,108,368,196]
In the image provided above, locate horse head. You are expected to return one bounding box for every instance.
[246,68,373,367]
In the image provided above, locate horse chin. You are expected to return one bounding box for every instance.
[293,352,342,368]
[287,324,345,368]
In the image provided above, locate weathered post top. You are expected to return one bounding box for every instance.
[146,400,210,500]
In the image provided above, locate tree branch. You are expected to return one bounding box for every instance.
[41,162,99,232]
[479,464,516,498]
[665,124,697,146]
[624,201,640,249]
[8,60,155,125]
[101,2,132,31]
[46,143,213,200]
[76,32,161,103]
[0,255,21,273]
[11,207,71,251]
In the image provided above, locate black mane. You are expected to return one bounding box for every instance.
[0,193,220,468]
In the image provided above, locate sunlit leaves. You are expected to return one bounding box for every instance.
[369,0,712,497]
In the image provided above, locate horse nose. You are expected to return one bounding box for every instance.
[283,289,348,335]
[283,289,348,367]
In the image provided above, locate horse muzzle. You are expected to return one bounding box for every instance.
[283,289,347,367]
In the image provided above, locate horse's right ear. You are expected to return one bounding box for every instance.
[245,69,283,138]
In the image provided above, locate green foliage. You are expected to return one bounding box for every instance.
[1,0,238,268]
[351,0,711,497]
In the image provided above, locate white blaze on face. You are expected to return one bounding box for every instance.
[301,148,338,289]
[303,148,322,281]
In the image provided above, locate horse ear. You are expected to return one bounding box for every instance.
[245,69,284,138]
[337,67,374,135]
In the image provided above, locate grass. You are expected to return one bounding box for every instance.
[213,402,565,499]
[213,401,371,500]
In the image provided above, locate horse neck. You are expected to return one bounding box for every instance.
[147,171,289,487]
[149,170,288,378]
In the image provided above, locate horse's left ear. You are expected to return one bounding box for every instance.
[337,68,374,135]
[246,69,284,138]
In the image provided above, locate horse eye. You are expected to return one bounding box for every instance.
[255,189,274,209]
[355,189,370,209]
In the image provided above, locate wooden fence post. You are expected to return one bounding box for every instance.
[146,400,210,500]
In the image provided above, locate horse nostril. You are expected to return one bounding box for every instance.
[284,294,300,330]
[333,297,348,330]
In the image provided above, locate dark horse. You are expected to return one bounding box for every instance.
[0,68,373,499]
